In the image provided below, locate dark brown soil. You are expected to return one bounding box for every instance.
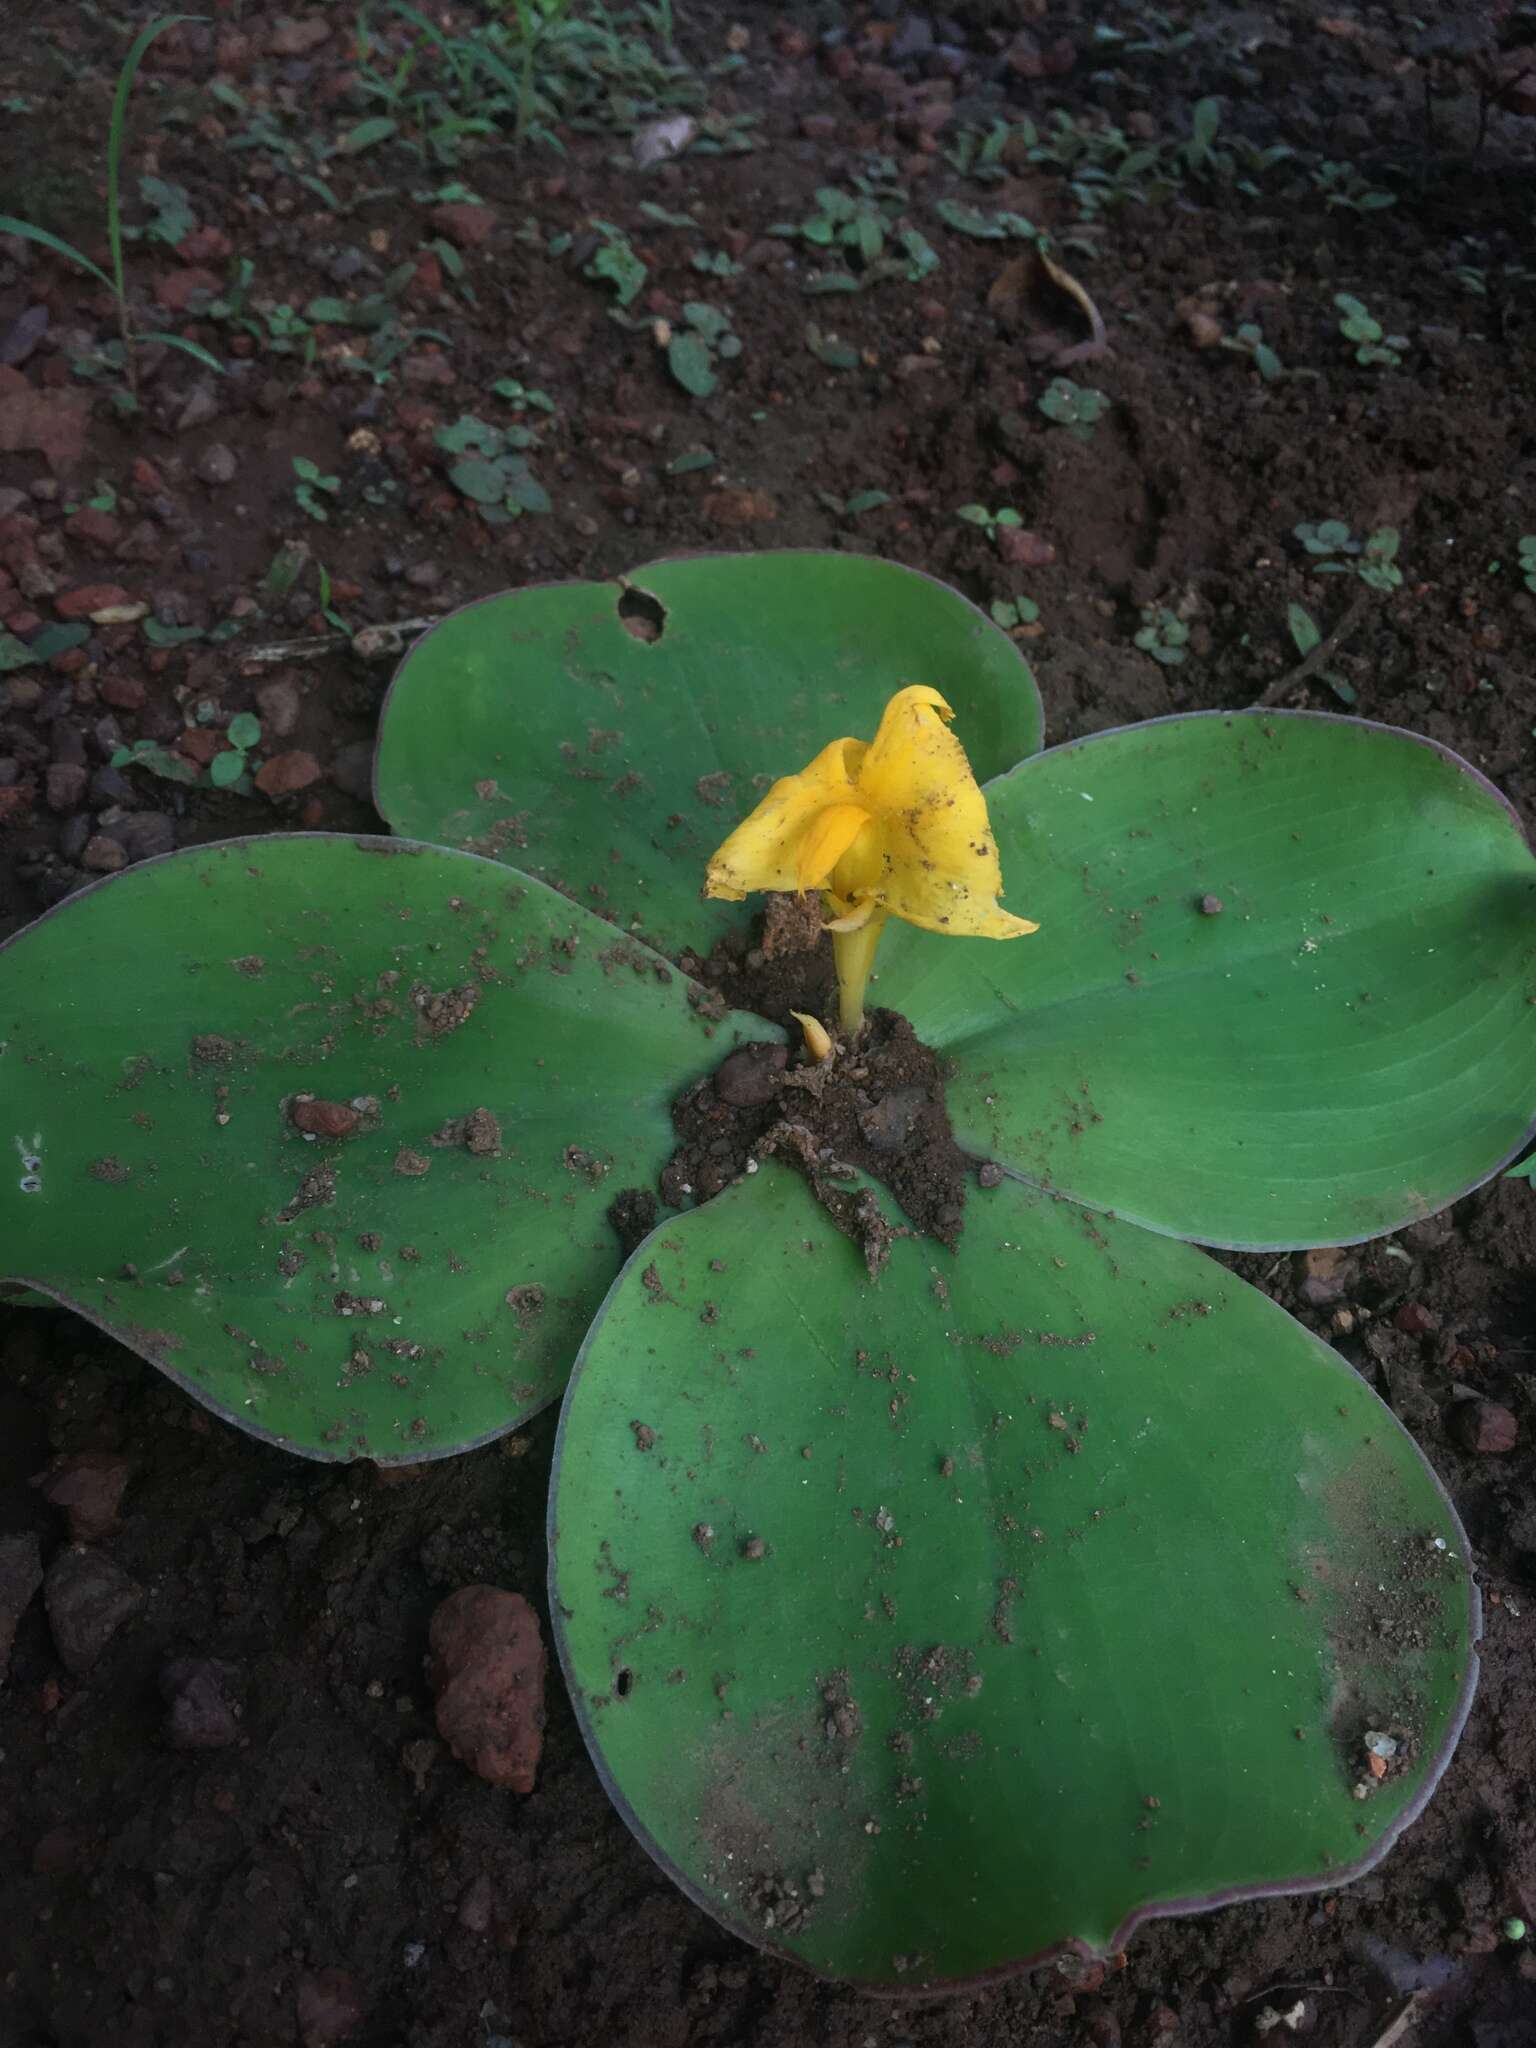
[661,994,970,1264]
[3,1,1536,2044]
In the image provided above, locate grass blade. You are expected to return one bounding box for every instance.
[0,216,112,291]
[107,15,205,311]
[139,331,226,373]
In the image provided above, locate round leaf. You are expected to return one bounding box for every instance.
[0,835,764,1460]
[880,712,1536,1248]
[551,1164,1477,1987]
[448,456,508,506]
[667,331,717,398]
[374,554,1043,959]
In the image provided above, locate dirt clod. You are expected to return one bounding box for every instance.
[1450,1398,1518,1455]
[43,1548,144,1676]
[665,1006,968,1253]
[427,1585,547,1794]
[0,1533,44,1684]
[31,1451,130,1543]
[290,1096,362,1140]
[160,1656,244,1749]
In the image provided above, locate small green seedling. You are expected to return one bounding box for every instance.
[210,712,262,789]
[1313,161,1397,214]
[1517,536,1536,596]
[1335,293,1408,368]
[1038,377,1110,438]
[664,303,742,399]
[292,457,341,523]
[1294,521,1403,592]
[804,323,860,371]
[933,196,1038,241]
[690,248,742,279]
[1286,601,1355,705]
[772,174,938,291]
[957,504,1025,548]
[990,595,1040,631]
[1134,604,1190,666]
[1220,322,1284,381]
[815,488,891,520]
[0,14,224,404]
[584,220,647,307]
[492,378,556,415]
[436,414,551,521]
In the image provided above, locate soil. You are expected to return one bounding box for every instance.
[661,985,969,1265]
[3,2,1536,2044]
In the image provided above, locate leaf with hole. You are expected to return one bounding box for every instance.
[374,553,1043,959]
[551,1161,1478,1987]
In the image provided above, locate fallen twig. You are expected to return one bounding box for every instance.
[1366,1991,1423,2048]
[239,615,443,667]
[1253,588,1371,707]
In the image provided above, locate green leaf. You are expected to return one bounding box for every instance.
[0,632,39,670]
[27,623,89,662]
[447,456,507,505]
[551,1162,1478,1986]
[226,713,262,751]
[0,836,768,1459]
[804,324,859,370]
[879,712,1536,1249]
[586,232,646,307]
[1287,603,1321,656]
[667,332,717,398]
[842,489,890,516]
[375,555,1043,959]
[0,215,113,291]
[140,333,226,375]
[435,414,504,456]
[339,116,398,154]
[502,463,551,516]
[208,749,246,788]
[1189,95,1221,156]
[108,739,200,785]
[304,296,356,325]
[664,450,715,475]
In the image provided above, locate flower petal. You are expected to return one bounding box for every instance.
[797,802,873,893]
[704,738,863,901]
[854,684,1038,939]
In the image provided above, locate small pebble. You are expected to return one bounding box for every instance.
[195,443,239,485]
[1451,1398,1518,1455]
[1199,894,1223,916]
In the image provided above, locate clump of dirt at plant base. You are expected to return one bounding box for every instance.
[660,897,974,1270]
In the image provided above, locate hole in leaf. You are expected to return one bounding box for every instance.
[615,1666,635,1698]
[618,586,666,643]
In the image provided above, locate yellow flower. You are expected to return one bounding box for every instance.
[705,685,1036,1034]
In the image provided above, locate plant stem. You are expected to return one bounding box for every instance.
[106,14,198,400]
[1254,588,1370,707]
[832,910,887,1040]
